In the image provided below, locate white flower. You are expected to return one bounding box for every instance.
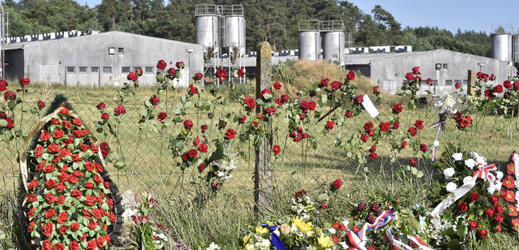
[261,239,271,247]
[496,171,503,180]
[444,168,455,179]
[207,242,220,250]
[487,182,496,194]
[452,153,463,162]
[328,228,337,234]
[122,208,138,218]
[463,176,474,184]
[446,182,457,192]
[464,159,476,169]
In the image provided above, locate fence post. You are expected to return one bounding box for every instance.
[254,41,273,217]
[467,70,476,95]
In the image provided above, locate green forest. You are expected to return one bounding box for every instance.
[2,0,491,56]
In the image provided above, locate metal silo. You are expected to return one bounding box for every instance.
[224,16,246,59]
[195,5,220,62]
[513,35,519,69]
[491,33,512,61]
[298,20,320,61]
[320,20,346,65]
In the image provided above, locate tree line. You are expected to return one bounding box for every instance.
[2,0,491,57]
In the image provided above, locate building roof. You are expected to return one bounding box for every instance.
[345,49,500,65]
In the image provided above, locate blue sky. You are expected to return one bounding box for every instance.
[76,0,518,34]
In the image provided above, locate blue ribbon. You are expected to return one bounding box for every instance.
[260,223,288,250]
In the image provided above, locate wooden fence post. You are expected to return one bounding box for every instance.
[254,41,273,217]
[467,70,476,95]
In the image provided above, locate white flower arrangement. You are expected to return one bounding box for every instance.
[443,168,455,179]
[464,159,475,169]
[452,153,463,162]
[432,89,467,115]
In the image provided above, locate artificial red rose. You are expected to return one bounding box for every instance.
[361,134,368,142]
[51,156,61,164]
[78,233,87,242]
[27,194,37,203]
[495,204,504,214]
[85,196,95,206]
[96,102,106,110]
[42,222,54,237]
[55,181,67,192]
[84,162,95,172]
[71,154,83,163]
[393,103,403,113]
[345,111,353,118]
[273,82,281,90]
[272,145,281,155]
[469,192,479,202]
[33,146,44,159]
[484,89,493,98]
[308,101,317,111]
[495,225,502,232]
[61,120,72,129]
[198,143,208,153]
[45,179,56,189]
[490,195,499,204]
[41,240,52,250]
[59,148,71,158]
[89,145,98,154]
[114,105,126,115]
[57,212,68,224]
[70,222,80,232]
[56,195,65,205]
[82,209,91,218]
[479,229,488,238]
[415,120,424,129]
[326,121,335,130]
[44,164,55,173]
[79,144,89,153]
[354,95,363,104]
[27,221,36,233]
[63,136,74,145]
[84,181,95,190]
[50,118,60,125]
[188,149,198,158]
[28,179,39,190]
[91,209,102,219]
[157,60,167,70]
[368,130,374,137]
[37,160,45,172]
[72,130,84,139]
[294,137,301,142]
[458,202,468,212]
[100,142,109,158]
[494,84,503,93]
[45,192,56,204]
[97,236,105,248]
[88,220,97,230]
[4,91,16,101]
[225,128,236,139]
[469,221,478,230]
[352,226,360,233]
[367,214,375,224]
[495,214,504,223]
[239,115,247,123]
[0,80,7,91]
[44,208,56,219]
[104,182,110,189]
[184,119,193,129]
[380,122,390,132]
[330,81,343,90]
[28,208,36,218]
[319,78,329,87]
[40,131,50,141]
[333,179,342,189]
[93,174,103,185]
[244,96,256,110]
[373,86,379,94]
[59,108,69,116]
[364,122,374,130]
[504,80,512,89]
[486,207,495,218]
[195,73,203,81]
[260,89,271,99]
[408,158,417,167]
[347,71,355,81]
[58,225,67,235]
[86,240,97,250]
[95,163,104,173]
[408,127,417,136]
[370,153,377,160]
[198,164,207,172]
[419,144,427,152]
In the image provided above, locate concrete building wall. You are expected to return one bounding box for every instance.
[369,49,511,95]
[6,31,203,87]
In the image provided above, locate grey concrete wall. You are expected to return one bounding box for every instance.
[370,49,513,95]
[9,31,203,86]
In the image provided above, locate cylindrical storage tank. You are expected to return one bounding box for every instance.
[298,31,321,61]
[224,16,246,57]
[491,33,512,61]
[195,15,219,55]
[513,35,519,63]
[322,31,344,65]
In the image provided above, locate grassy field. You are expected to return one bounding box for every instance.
[2,60,519,249]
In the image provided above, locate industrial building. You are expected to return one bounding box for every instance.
[3,31,203,87]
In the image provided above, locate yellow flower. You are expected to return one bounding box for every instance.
[306,231,314,237]
[310,247,317,250]
[243,235,251,245]
[256,226,268,236]
[298,221,312,233]
[318,234,334,248]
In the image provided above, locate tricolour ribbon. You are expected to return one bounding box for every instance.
[260,223,287,250]
[429,118,448,162]
[431,163,498,216]
[358,205,395,242]
[383,226,433,250]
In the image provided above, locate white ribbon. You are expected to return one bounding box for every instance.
[513,153,519,209]
[383,226,433,250]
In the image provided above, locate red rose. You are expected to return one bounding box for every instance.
[189,84,198,95]
[368,130,374,137]
[332,179,342,189]
[354,95,363,104]
[55,181,67,192]
[45,192,55,203]
[326,121,334,130]
[58,226,67,235]
[28,208,36,218]
[308,101,317,111]
[201,125,208,132]
[495,204,504,214]
[79,144,89,153]
[127,71,138,81]
[70,222,80,232]
[367,214,375,224]
[272,145,281,154]
[89,145,98,154]
[44,164,55,173]
[97,236,105,248]
[198,143,208,153]
[88,220,97,230]
[490,195,499,204]
[415,120,424,129]
[56,195,65,204]
[28,179,39,189]
[361,134,368,142]
[373,86,379,94]
[195,73,203,81]
[347,71,355,80]
[0,80,7,91]
[345,111,353,118]
[470,192,479,201]
[72,130,84,139]
[484,89,493,98]
[364,122,374,130]
[27,221,36,232]
[330,81,343,90]
[82,209,91,218]
[469,221,478,230]
[48,143,60,153]
[85,181,95,190]
[458,202,468,212]
[244,96,256,109]
[19,77,30,86]
[44,208,56,219]
[495,214,504,223]
[57,212,68,224]
[40,131,50,141]
[45,179,56,189]
[151,95,160,106]
[27,194,37,203]
[91,209,102,219]
[188,149,198,158]
[320,203,327,209]
[61,120,71,129]
[4,91,16,101]
[495,225,502,232]
[419,144,427,152]
[408,158,417,167]
[93,174,103,185]
[34,146,44,159]
[392,121,400,129]
[225,128,236,139]
[408,127,417,136]
[95,163,104,173]
[42,222,54,237]
[157,60,167,70]
[239,115,247,123]
[380,122,390,132]
[259,88,271,98]
[41,240,52,250]
[273,82,281,90]
[60,148,71,157]
[68,175,79,184]
[198,164,207,172]
[62,136,74,145]
[86,240,97,250]
[184,119,193,129]
[58,108,69,116]
[85,162,95,171]
[100,142,109,158]
[85,196,95,206]
[370,152,377,160]
[393,103,403,113]
[156,112,169,122]
[494,84,503,93]
[479,229,488,238]
[318,78,329,87]
[504,80,512,89]
[114,105,126,115]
